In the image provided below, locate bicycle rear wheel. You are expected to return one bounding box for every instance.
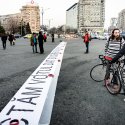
[105,71,121,95]
[90,64,106,82]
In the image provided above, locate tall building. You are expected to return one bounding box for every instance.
[118,9,125,32]
[78,0,105,33]
[66,3,78,30]
[108,18,117,33]
[20,0,40,33]
[110,18,117,27]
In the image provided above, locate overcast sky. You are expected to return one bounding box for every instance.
[0,0,125,29]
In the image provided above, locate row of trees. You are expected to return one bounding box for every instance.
[0,18,31,36]
[41,25,78,34]
[0,17,77,36]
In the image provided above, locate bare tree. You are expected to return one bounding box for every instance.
[6,18,19,34]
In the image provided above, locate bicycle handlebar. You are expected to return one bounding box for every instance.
[99,55,104,60]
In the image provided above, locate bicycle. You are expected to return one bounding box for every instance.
[90,55,125,95]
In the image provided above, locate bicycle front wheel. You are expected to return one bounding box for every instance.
[90,64,106,82]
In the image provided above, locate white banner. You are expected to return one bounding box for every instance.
[0,42,67,125]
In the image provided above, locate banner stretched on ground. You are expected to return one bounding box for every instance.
[0,42,67,125]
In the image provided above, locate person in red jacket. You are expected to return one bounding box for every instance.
[83,31,91,53]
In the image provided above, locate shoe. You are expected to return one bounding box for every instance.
[105,79,110,86]
[113,84,119,89]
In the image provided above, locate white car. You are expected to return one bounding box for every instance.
[98,35,107,40]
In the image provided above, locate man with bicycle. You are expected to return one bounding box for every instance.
[105,29,125,89]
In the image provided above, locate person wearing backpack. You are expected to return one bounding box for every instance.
[105,28,125,87]
[83,31,91,54]
[43,33,47,42]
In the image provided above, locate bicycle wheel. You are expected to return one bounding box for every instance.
[90,64,106,82]
[105,71,121,95]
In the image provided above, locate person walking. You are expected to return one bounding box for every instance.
[38,31,44,54]
[83,31,91,54]
[51,33,55,42]
[1,33,8,50]
[8,34,14,46]
[43,33,47,42]
[30,33,38,53]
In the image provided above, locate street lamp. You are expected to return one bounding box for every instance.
[48,19,53,29]
[41,7,50,29]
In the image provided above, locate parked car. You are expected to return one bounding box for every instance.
[98,35,107,40]
[90,33,99,39]
[14,33,21,38]
[23,34,32,39]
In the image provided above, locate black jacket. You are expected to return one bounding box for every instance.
[38,34,44,44]
[111,43,125,63]
[1,35,7,42]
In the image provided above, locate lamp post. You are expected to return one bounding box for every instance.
[41,7,50,29]
[20,19,23,36]
[48,19,53,29]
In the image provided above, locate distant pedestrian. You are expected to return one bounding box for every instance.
[83,31,91,54]
[8,34,14,46]
[51,33,55,42]
[1,33,7,50]
[30,33,38,53]
[38,31,44,54]
[43,33,47,42]
[12,35,16,45]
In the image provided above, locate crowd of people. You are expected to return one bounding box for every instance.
[30,31,54,54]
[1,33,15,50]
[0,32,55,54]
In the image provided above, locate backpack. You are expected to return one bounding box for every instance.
[44,34,47,39]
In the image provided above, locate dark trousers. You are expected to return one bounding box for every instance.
[105,61,111,79]
[105,61,117,84]
[44,39,47,42]
[32,43,37,53]
[85,42,89,53]
[2,41,6,49]
[39,44,44,54]
[52,38,54,42]
[10,41,13,46]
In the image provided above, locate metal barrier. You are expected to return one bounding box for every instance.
[0,42,67,125]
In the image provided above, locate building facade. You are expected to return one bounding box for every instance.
[78,0,105,33]
[117,9,125,32]
[0,0,40,33]
[108,18,118,33]
[20,1,40,33]
[66,3,78,30]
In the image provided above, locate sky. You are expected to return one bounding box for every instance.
[0,0,125,29]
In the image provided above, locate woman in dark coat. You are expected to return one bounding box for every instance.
[38,31,44,54]
[8,34,14,46]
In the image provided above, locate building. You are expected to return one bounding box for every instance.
[0,0,40,33]
[117,9,125,32]
[66,3,78,30]
[108,17,118,33]
[78,0,105,33]
[20,1,40,33]
[0,13,21,33]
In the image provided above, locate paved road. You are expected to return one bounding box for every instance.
[50,38,125,125]
[0,37,125,125]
